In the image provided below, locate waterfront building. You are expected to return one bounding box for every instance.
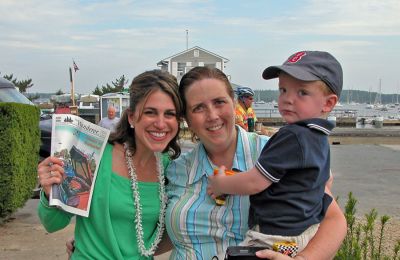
[157,46,229,82]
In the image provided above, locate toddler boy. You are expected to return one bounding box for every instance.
[207,51,343,254]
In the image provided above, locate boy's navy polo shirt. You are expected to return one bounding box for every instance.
[249,118,334,236]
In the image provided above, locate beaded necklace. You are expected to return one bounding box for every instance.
[124,143,167,257]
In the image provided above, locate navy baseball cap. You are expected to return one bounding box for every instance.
[262,51,343,97]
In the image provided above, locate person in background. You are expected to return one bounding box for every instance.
[38,70,183,259]
[166,66,346,260]
[207,50,343,256]
[99,106,120,132]
[235,86,257,131]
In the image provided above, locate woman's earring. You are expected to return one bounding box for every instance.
[130,125,134,129]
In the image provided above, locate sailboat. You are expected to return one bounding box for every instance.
[365,86,374,109]
[373,78,385,110]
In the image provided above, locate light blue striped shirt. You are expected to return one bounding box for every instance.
[166,127,269,259]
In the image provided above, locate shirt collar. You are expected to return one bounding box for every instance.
[294,118,334,135]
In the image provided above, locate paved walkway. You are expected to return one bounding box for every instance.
[330,144,400,217]
[1,144,399,259]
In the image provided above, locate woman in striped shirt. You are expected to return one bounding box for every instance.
[165,66,346,260]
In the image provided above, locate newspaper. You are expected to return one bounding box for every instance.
[49,114,110,217]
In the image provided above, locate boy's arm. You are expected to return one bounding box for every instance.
[207,166,272,197]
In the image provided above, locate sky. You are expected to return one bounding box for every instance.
[1,0,400,95]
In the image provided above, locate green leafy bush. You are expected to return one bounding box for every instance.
[0,103,40,219]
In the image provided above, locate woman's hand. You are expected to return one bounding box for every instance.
[66,236,75,259]
[37,156,65,196]
[256,249,304,259]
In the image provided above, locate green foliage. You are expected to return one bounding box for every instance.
[92,75,129,95]
[394,240,400,259]
[254,89,399,105]
[92,85,102,96]
[254,90,279,102]
[2,74,34,93]
[0,103,40,219]
[335,192,399,260]
[55,89,64,95]
[27,93,40,101]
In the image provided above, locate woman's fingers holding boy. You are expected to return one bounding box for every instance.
[255,248,295,259]
[66,236,75,259]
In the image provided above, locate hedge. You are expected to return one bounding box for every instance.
[0,102,40,219]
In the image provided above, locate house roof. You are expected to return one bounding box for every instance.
[158,46,230,63]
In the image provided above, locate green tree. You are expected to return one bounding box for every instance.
[27,93,40,101]
[16,79,34,93]
[3,73,17,84]
[92,75,129,95]
[92,85,102,96]
[111,75,129,92]
[2,74,34,93]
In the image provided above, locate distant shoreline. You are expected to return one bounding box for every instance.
[257,117,400,128]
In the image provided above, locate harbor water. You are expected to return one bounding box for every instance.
[253,102,400,129]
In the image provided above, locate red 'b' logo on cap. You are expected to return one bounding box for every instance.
[287,51,306,63]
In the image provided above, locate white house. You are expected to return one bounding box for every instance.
[157,46,229,82]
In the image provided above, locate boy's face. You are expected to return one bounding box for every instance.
[277,72,337,124]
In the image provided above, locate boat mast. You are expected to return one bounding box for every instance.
[374,78,382,105]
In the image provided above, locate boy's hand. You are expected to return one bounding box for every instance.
[207,166,227,199]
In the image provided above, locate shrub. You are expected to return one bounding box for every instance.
[0,103,40,219]
[335,192,400,260]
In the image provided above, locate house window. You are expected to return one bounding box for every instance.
[177,62,185,74]
[177,63,185,71]
[194,50,199,57]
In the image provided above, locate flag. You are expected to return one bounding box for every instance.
[73,60,79,72]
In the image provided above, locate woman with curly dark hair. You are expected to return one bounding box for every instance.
[38,69,183,259]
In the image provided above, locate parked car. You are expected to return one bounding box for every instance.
[0,78,34,105]
[0,78,51,197]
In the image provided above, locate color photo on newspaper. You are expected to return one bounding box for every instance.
[49,114,110,217]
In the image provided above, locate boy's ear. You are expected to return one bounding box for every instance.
[322,94,338,113]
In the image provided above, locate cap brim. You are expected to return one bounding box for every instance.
[262,66,281,80]
[262,65,320,81]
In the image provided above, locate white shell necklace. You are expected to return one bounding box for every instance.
[124,143,167,257]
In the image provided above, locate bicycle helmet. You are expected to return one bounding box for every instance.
[235,87,255,97]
